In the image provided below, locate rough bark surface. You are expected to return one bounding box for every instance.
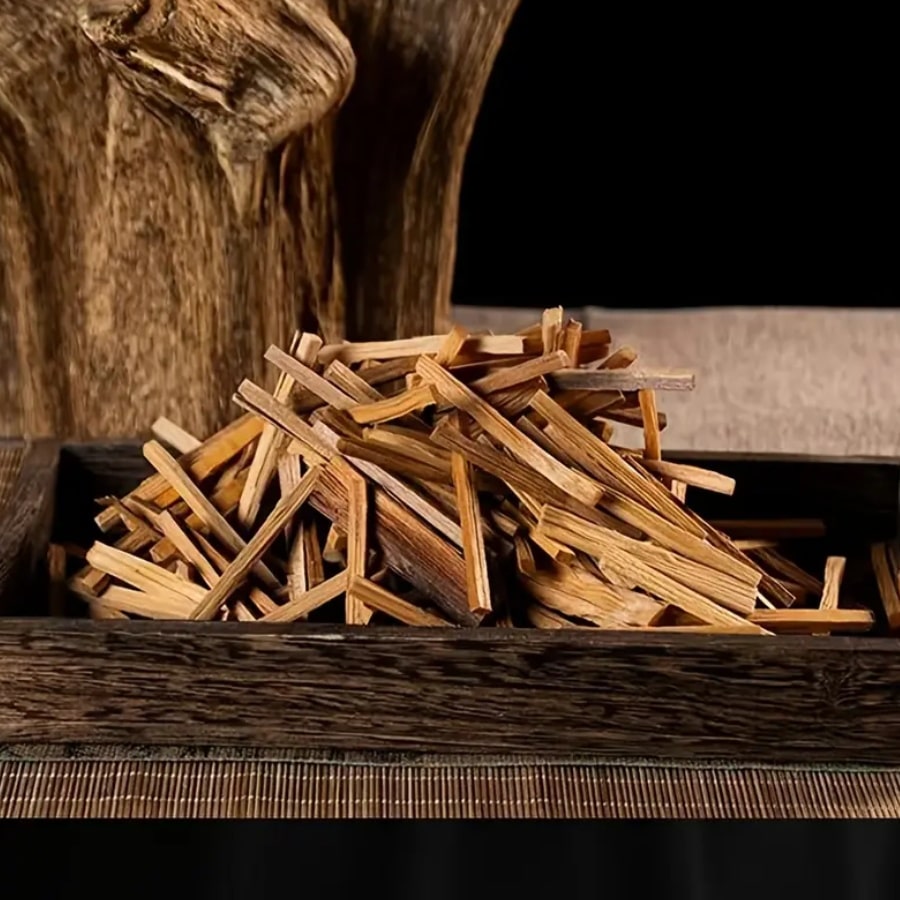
[0,0,518,439]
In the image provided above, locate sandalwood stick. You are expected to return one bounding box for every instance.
[451,452,492,618]
[191,466,321,620]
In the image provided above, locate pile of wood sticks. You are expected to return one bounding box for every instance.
[70,309,881,634]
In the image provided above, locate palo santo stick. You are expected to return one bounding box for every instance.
[750,547,825,594]
[324,360,384,403]
[265,344,354,410]
[522,574,664,628]
[467,351,569,396]
[451,452,492,618]
[642,459,736,496]
[319,334,524,366]
[434,324,470,366]
[537,505,757,614]
[312,421,463,548]
[191,466,320,621]
[237,331,319,528]
[591,346,638,370]
[309,464,474,624]
[871,543,900,630]
[518,419,579,468]
[710,519,827,540]
[277,454,303,544]
[349,576,451,627]
[345,468,370,624]
[75,528,159,593]
[156,512,220,588]
[143,440,281,590]
[147,469,249,563]
[550,369,695,392]
[95,585,196,620]
[234,380,333,465]
[597,490,760,587]
[526,604,593,630]
[748,608,874,634]
[363,429,452,471]
[513,534,536,575]
[261,571,349,623]
[431,419,622,533]
[336,436,449,483]
[537,507,767,632]
[96,413,263,532]
[820,556,846,611]
[638,389,662,462]
[418,356,602,504]
[560,320,582,365]
[151,417,202,454]
[323,524,346,563]
[541,306,563,353]
[348,384,438,425]
[529,391,701,535]
[86,542,207,606]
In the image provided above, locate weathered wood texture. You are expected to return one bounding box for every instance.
[0,440,60,614]
[0,0,518,439]
[3,621,900,763]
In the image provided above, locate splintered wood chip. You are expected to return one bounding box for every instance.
[73,308,879,635]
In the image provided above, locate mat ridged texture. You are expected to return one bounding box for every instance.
[3,754,900,818]
[0,444,23,511]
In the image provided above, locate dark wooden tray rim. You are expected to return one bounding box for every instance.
[1,438,899,765]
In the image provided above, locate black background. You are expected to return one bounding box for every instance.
[453,3,896,308]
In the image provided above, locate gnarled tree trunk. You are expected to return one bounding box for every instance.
[0,0,518,439]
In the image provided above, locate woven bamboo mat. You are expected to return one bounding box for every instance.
[2,748,900,818]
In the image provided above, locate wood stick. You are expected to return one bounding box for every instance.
[85,542,207,607]
[323,524,346,563]
[513,534,536,575]
[93,585,196,620]
[710,519,827,540]
[536,507,768,632]
[549,368,695,392]
[537,505,757,614]
[451,452,492,618]
[96,413,263,532]
[522,574,664,629]
[602,408,667,432]
[590,346,638,370]
[560,320,582,365]
[156,511,220,589]
[151,417,202,454]
[319,334,524,365]
[819,556,846,611]
[748,608,874,634]
[190,466,320,620]
[349,576,451,627]
[237,331,319,528]
[309,464,475,624]
[345,467,370,624]
[143,439,281,590]
[348,384,438,425]
[750,547,824,594]
[526,604,593,629]
[261,571,349,623]
[233,379,334,465]
[434,324,470,366]
[642,459,736,496]
[541,306,563,353]
[312,421,463,548]
[871,543,900,630]
[324,360,384,403]
[529,391,702,536]
[638,389,662,461]
[418,356,602,504]
[265,344,354,410]
[336,436,449,483]
[467,351,569,396]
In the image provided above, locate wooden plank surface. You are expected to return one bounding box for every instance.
[1,622,900,763]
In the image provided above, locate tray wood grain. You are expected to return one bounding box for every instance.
[1,439,899,763]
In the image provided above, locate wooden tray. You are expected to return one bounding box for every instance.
[1,439,900,765]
